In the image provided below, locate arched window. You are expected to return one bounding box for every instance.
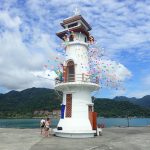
[67,60,75,82]
[69,31,75,42]
[69,35,74,42]
[85,37,87,42]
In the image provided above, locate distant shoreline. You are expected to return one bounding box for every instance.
[1,118,150,128]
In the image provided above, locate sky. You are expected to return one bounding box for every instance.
[0,0,150,98]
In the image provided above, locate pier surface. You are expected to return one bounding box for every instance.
[0,127,150,150]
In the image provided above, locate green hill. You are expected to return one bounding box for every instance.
[0,88,62,118]
[95,98,150,117]
[0,88,150,118]
[114,95,150,108]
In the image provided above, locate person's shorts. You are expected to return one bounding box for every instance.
[44,127,49,131]
[41,125,45,128]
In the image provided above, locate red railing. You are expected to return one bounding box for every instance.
[55,73,99,85]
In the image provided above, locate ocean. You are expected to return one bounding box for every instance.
[0,118,150,128]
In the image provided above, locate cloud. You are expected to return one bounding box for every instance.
[0,10,58,91]
[89,46,132,89]
[32,70,58,80]
[0,29,53,90]
[80,0,150,62]
[99,59,132,81]
[0,11,21,29]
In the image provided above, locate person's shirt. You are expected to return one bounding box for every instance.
[40,119,45,126]
[45,120,50,128]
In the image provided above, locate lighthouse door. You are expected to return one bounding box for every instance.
[66,94,72,118]
[67,61,75,82]
[88,106,97,130]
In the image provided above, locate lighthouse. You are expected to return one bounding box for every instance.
[54,13,100,138]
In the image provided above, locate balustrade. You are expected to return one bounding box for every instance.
[55,73,99,85]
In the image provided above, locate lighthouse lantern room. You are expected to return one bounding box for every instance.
[54,13,100,138]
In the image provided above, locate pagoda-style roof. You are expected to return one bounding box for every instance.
[60,15,92,31]
[56,24,90,40]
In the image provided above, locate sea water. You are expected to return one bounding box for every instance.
[0,118,150,128]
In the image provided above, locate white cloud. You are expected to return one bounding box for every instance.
[0,11,21,29]
[32,70,58,80]
[0,11,58,91]
[81,0,150,62]
[100,59,132,81]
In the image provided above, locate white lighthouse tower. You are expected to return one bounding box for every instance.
[54,13,100,138]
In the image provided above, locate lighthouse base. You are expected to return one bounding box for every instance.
[53,129,96,138]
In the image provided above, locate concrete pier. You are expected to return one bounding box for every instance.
[0,127,150,150]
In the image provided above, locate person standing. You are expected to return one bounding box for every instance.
[97,124,103,136]
[40,118,45,135]
[44,118,51,137]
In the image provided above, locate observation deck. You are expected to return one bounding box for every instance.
[55,73,100,92]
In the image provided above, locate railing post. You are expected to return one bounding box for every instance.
[63,66,67,83]
[56,73,100,84]
[82,73,84,82]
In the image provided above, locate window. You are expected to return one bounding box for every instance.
[69,35,74,41]
[85,37,87,42]
[68,22,78,28]
[88,106,93,112]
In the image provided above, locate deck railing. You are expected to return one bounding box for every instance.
[55,73,99,85]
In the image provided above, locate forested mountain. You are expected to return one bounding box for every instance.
[114,95,150,108]
[0,88,62,118]
[0,88,150,118]
[95,98,150,117]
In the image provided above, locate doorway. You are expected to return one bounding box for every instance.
[66,94,72,118]
[88,105,97,130]
[67,60,75,82]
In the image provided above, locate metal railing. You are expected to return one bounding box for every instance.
[55,73,99,85]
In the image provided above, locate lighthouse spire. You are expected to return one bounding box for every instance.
[73,7,80,15]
